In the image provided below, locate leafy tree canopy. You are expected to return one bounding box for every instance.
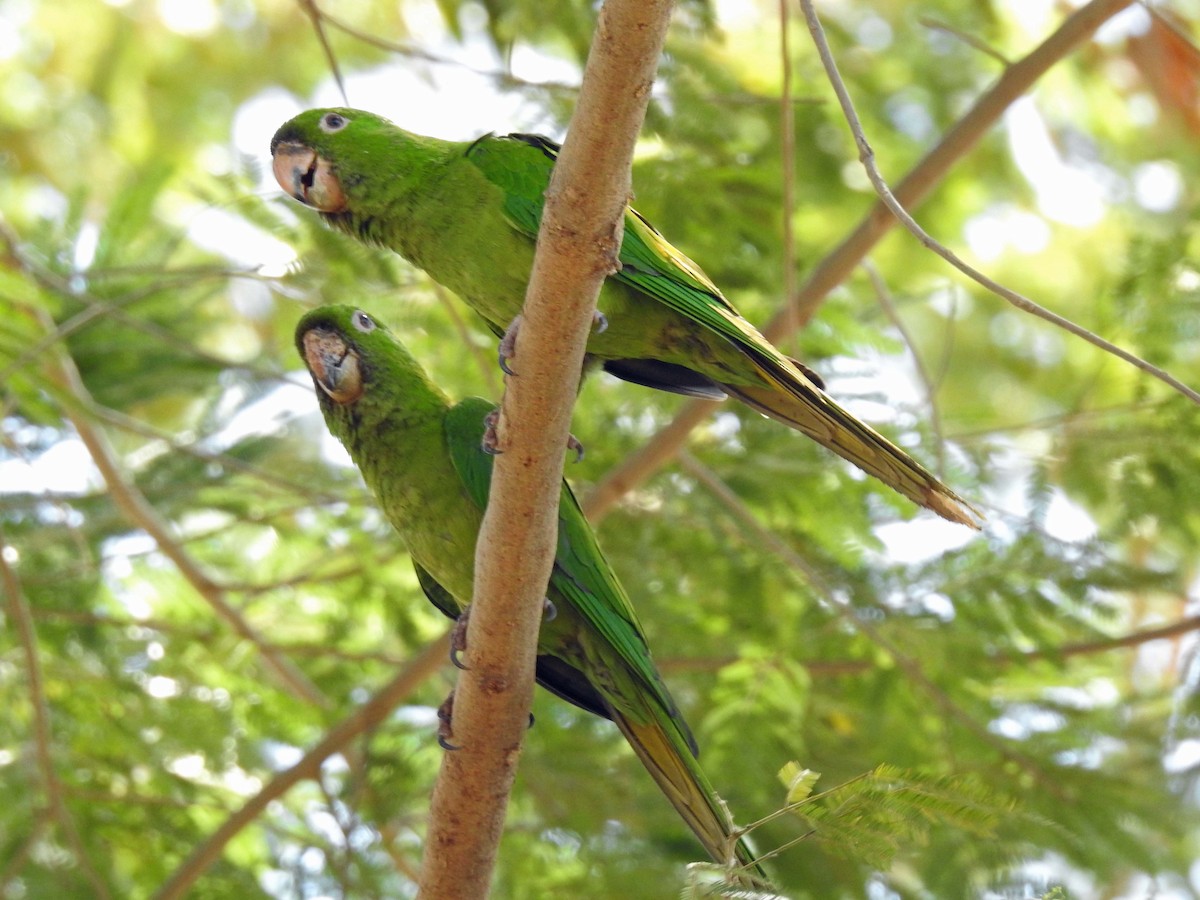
[2,1,1199,897]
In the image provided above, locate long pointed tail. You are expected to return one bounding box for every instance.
[613,715,767,883]
[720,377,981,529]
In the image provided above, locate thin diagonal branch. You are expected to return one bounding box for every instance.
[778,0,798,349]
[583,0,1139,523]
[862,259,946,476]
[153,631,450,900]
[798,0,1199,405]
[0,807,52,890]
[298,0,349,104]
[84,400,345,502]
[1,530,112,899]
[916,16,1012,65]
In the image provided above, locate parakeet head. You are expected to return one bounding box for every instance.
[271,108,410,213]
[296,305,380,406]
[295,304,443,431]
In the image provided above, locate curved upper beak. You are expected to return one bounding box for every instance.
[302,328,363,404]
[272,142,347,212]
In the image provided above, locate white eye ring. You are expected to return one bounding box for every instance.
[320,113,349,133]
[352,310,376,333]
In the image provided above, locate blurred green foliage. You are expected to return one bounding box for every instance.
[2,0,1200,897]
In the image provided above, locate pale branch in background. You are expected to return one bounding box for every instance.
[862,259,947,478]
[777,0,799,350]
[297,0,348,104]
[797,0,1200,406]
[431,280,502,396]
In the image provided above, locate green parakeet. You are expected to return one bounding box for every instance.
[296,304,763,879]
[273,108,979,528]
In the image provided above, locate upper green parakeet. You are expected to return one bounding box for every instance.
[273,108,979,528]
[296,304,763,879]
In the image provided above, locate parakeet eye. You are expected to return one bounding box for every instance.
[320,113,349,133]
[352,310,376,333]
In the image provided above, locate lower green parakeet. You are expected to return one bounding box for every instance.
[273,108,979,527]
[296,304,763,879]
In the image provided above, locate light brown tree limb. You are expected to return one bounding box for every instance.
[798,0,1200,405]
[152,631,450,900]
[416,3,675,897]
[583,0,1138,523]
[0,529,113,899]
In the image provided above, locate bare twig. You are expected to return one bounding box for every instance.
[298,0,349,104]
[582,397,719,521]
[378,821,424,883]
[862,259,946,476]
[152,631,449,900]
[582,0,1141,523]
[779,0,798,349]
[84,400,345,502]
[1025,612,1200,662]
[663,609,1200,677]
[916,16,1012,65]
[1,530,113,899]
[417,3,675,897]
[798,0,1200,405]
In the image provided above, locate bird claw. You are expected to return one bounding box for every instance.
[437,691,460,751]
[566,433,584,463]
[481,409,502,456]
[482,407,580,462]
[497,315,522,376]
[542,597,557,622]
[449,607,471,670]
[497,311,603,375]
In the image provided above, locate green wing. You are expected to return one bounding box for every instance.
[442,397,696,755]
[464,135,980,528]
[412,562,464,619]
[465,134,789,359]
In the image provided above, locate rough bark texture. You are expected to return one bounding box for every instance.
[415,3,676,898]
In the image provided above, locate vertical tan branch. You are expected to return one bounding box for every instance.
[416,2,676,898]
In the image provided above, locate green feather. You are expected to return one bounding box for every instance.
[273,108,980,528]
[296,304,764,880]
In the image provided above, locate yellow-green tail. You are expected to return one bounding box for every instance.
[721,377,981,529]
[614,715,767,885]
